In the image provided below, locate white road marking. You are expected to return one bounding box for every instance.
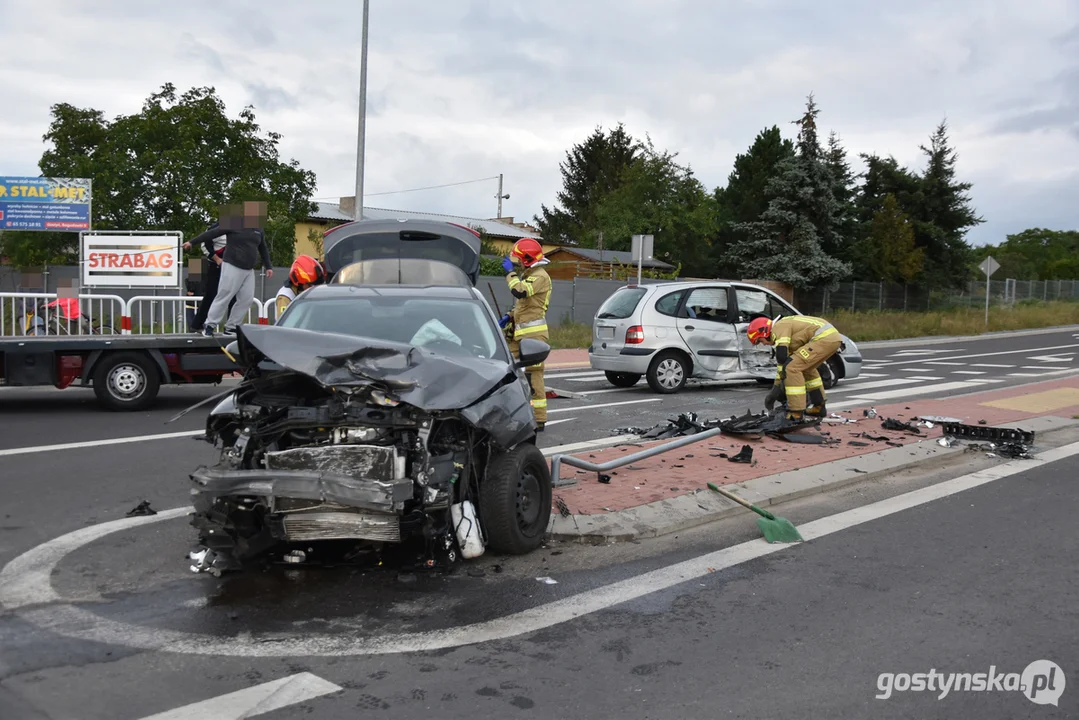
[5,441,1077,657]
[951,370,986,375]
[971,364,1016,368]
[564,376,615,383]
[1028,354,1074,362]
[548,371,606,380]
[881,342,1079,367]
[852,372,886,378]
[925,361,965,366]
[831,377,940,394]
[547,398,661,414]
[137,672,342,720]
[541,418,576,427]
[843,380,998,402]
[0,431,204,458]
[889,349,963,356]
[1007,368,1079,378]
[546,369,605,377]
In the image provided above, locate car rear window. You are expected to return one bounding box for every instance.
[596,287,647,319]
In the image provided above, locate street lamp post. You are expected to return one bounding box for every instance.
[495,173,509,218]
[353,0,370,221]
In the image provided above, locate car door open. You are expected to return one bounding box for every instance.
[733,286,793,377]
[675,287,740,377]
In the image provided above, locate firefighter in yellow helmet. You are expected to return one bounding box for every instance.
[747,314,843,422]
[499,238,552,430]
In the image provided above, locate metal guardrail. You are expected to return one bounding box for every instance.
[0,292,273,337]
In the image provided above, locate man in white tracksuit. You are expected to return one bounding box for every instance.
[188,202,274,336]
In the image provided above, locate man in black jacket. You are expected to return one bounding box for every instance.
[188,202,274,335]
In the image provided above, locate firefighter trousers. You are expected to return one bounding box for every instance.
[777,336,843,412]
[509,336,547,423]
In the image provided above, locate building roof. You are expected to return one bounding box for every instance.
[557,247,676,270]
[309,203,543,240]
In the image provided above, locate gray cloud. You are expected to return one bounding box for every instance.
[0,0,1076,248]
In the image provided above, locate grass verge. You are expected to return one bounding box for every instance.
[831,301,1079,342]
[549,322,592,350]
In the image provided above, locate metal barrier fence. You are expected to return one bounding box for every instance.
[1,292,127,337]
[0,293,273,337]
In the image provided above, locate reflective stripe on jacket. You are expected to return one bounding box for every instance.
[507,266,552,339]
[771,315,838,351]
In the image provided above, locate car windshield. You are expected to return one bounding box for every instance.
[278,296,506,362]
[596,287,647,319]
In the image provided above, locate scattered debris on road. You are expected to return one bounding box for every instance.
[536,576,558,585]
[728,445,753,463]
[126,500,157,517]
[881,418,922,434]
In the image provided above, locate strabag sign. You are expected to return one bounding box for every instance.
[80,233,182,288]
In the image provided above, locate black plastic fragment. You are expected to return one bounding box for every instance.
[126,500,157,517]
[728,445,754,463]
[941,422,1034,444]
[882,418,921,434]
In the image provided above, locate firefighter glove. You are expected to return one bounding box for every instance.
[764,383,785,412]
[498,313,511,328]
[502,256,515,273]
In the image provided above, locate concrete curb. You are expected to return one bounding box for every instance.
[547,415,1079,544]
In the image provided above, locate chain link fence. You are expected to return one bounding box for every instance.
[795,280,1079,315]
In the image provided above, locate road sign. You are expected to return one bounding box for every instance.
[632,234,654,285]
[0,176,92,231]
[979,256,1000,326]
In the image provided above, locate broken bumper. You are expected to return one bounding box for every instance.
[190,466,414,512]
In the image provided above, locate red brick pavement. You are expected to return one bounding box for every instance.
[554,376,1079,515]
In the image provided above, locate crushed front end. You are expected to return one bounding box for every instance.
[187,324,544,574]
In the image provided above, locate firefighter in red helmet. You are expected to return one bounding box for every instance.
[747,314,842,421]
[275,255,325,318]
[500,238,552,430]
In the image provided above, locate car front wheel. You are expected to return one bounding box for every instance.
[480,443,552,554]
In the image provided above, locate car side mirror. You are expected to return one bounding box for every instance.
[515,338,551,369]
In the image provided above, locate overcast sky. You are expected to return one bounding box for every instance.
[1,0,1076,247]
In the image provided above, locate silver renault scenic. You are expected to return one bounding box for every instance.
[588,281,863,393]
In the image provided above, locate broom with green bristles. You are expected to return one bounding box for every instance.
[707,482,803,544]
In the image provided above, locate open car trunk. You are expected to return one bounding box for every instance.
[321,219,482,285]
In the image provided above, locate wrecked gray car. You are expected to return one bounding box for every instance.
[188,258,553,573]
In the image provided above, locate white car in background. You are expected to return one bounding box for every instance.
[588,280,863,393]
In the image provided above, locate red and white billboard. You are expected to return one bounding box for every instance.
[80,233,182,288]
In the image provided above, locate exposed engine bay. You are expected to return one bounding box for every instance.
[188,324,552,575]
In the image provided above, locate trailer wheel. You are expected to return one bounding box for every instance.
[93,352,160,411]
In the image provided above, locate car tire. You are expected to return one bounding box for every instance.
[820,357,841,390]
[646,351,688,394]
[605,371,641,388]
[480,443,552,555]
[92,352,160,411]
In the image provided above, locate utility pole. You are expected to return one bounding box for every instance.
[353,0,370,221]
[495,173,509,218]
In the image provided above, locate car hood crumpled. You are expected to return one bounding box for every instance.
[236,324,517,412]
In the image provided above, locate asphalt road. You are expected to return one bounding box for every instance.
[1,326,1078,718]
